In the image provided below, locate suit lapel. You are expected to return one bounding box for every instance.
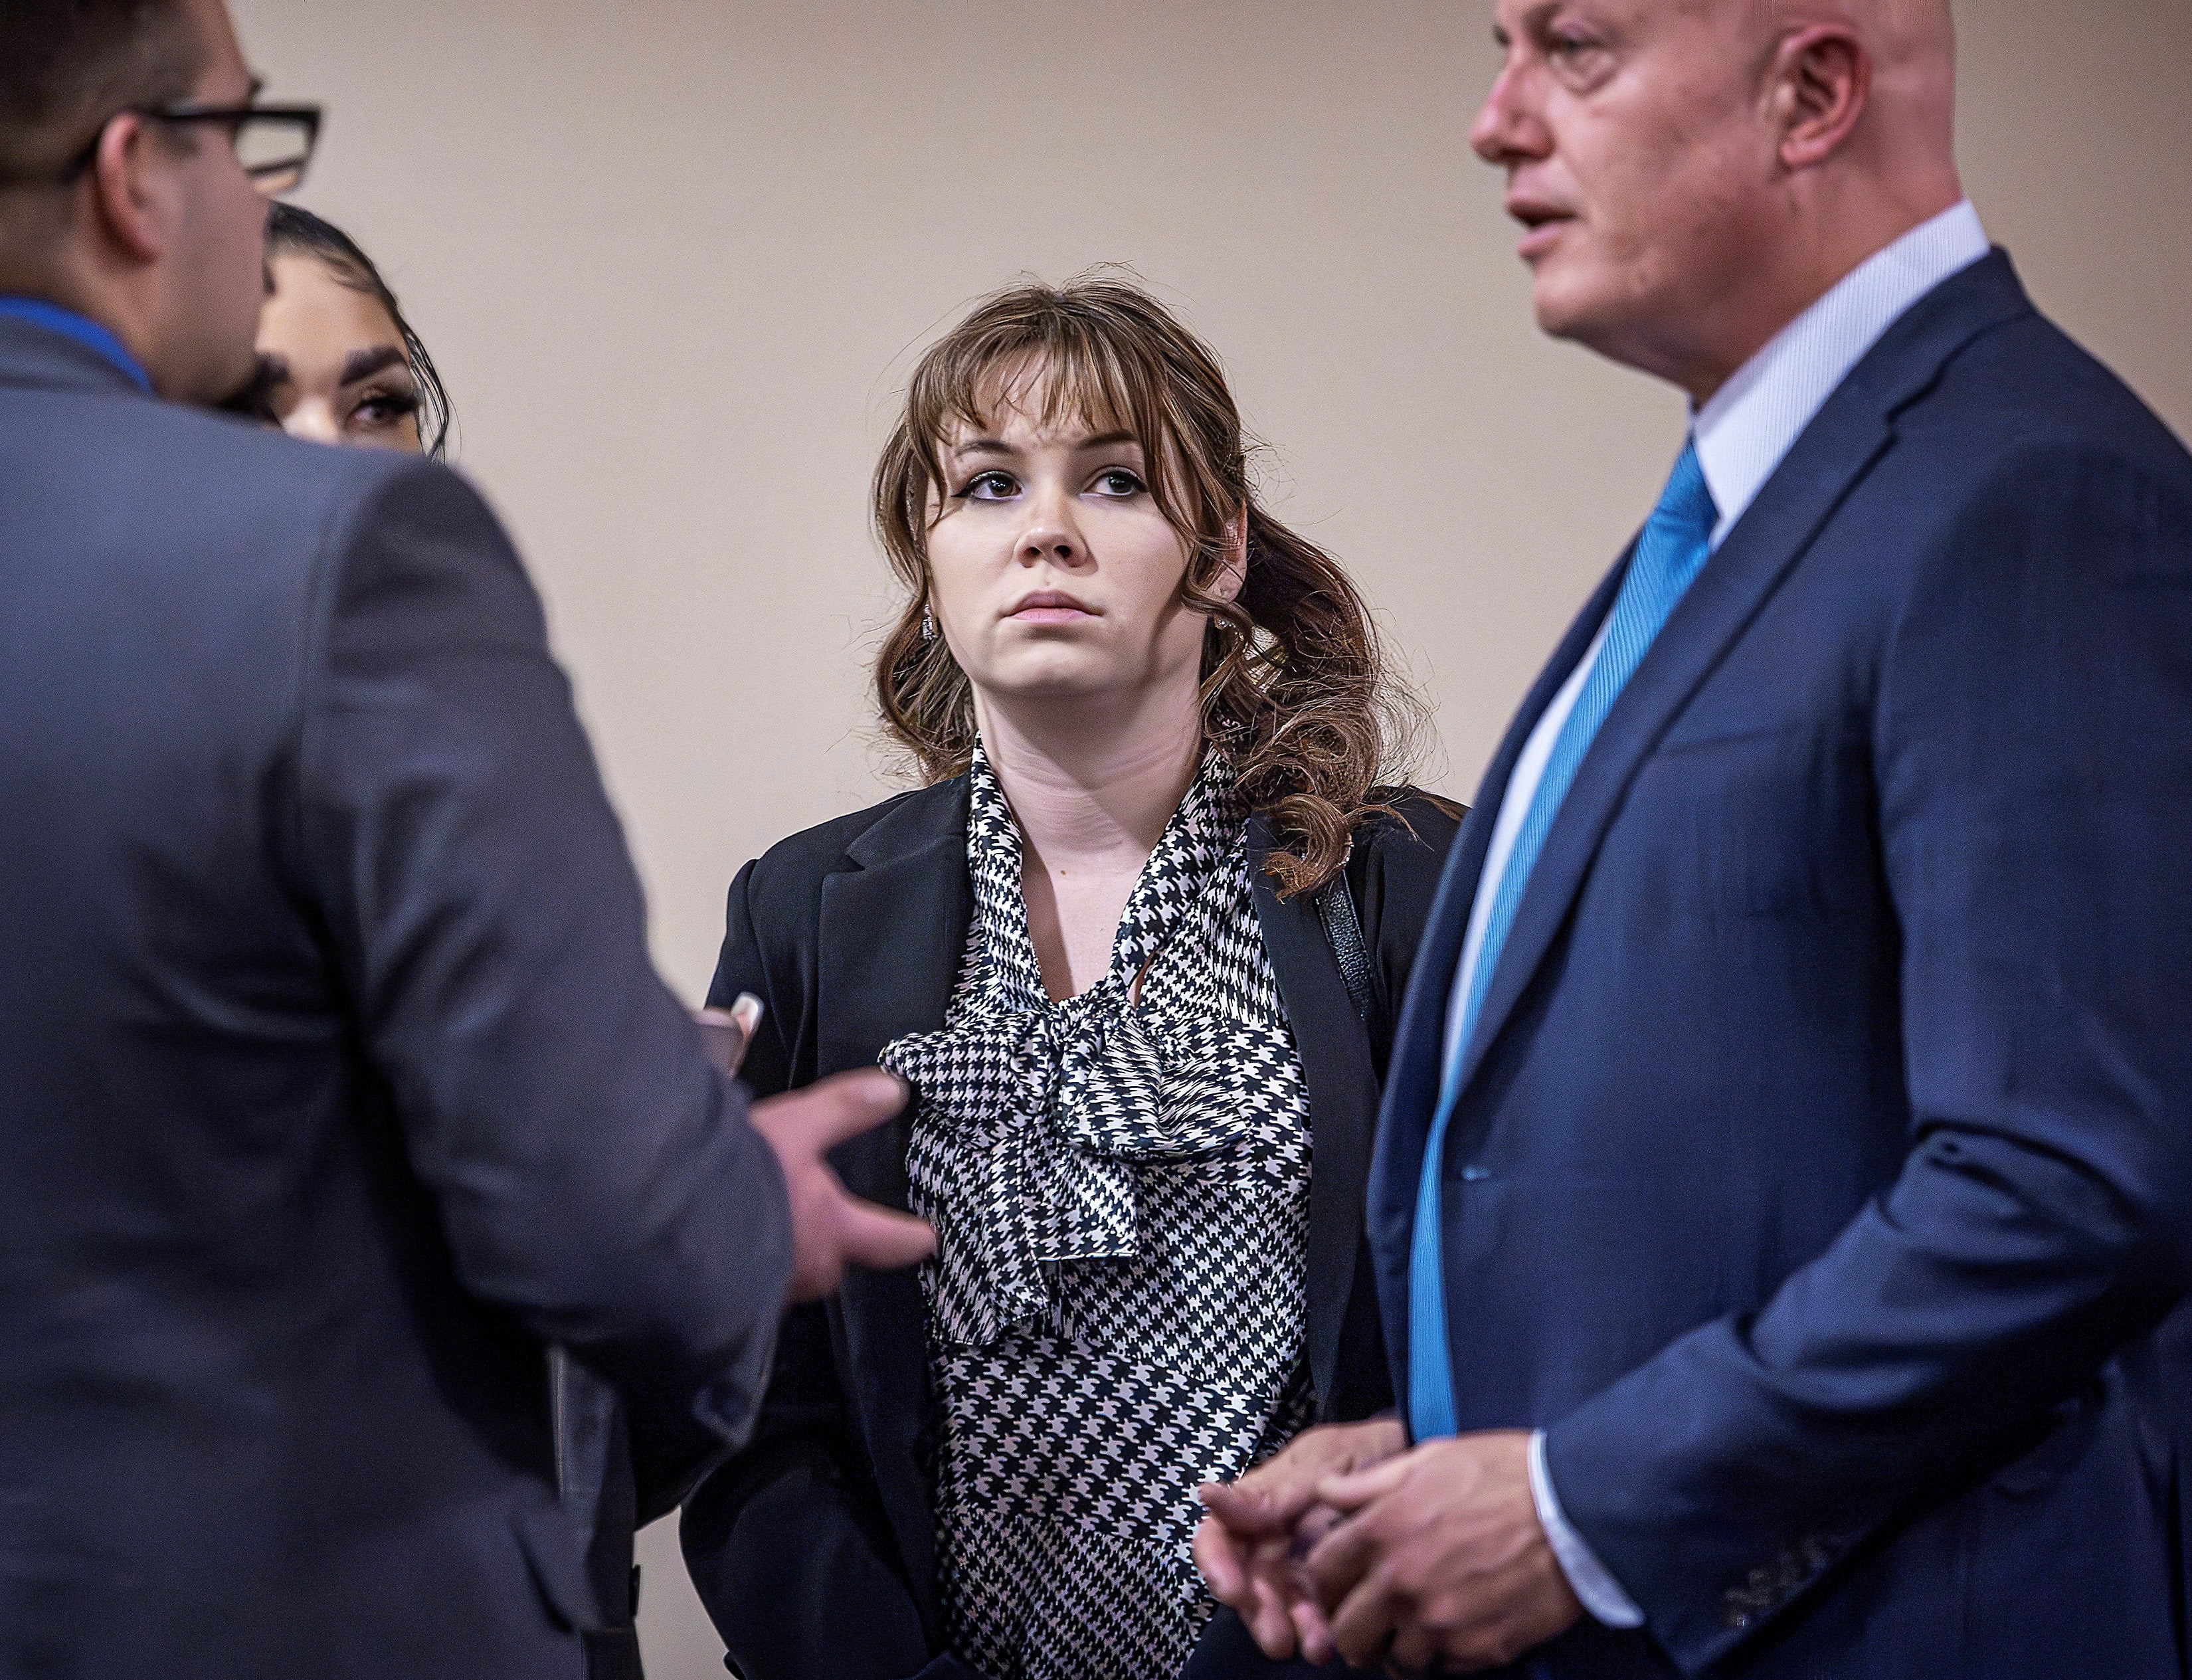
[814,779,973,1202]
[812,778,971,1633]
[1365,566,1623,1392]
[1448,252,2037,1108]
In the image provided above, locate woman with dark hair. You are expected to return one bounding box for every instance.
[254,201,452,455]
[679,274,1461,1680]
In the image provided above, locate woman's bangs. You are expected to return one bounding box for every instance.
[922,332,1152,464]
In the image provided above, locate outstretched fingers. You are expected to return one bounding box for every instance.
[757,1067,910,1150]
[834,1193,937,1272]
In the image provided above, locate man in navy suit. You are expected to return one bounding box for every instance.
[1196,0,2191,1673]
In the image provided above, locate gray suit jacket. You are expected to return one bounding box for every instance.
[0,314,788,1678]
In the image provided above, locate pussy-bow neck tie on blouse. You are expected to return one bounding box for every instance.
[883,755,1297,1349]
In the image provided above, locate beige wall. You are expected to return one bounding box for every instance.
[223,2,2192,1671]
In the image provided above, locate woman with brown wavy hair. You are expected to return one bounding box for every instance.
[679,274,1459,1680]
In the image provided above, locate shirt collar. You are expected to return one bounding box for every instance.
[1691,200,1989,547]
[0,296,153,392]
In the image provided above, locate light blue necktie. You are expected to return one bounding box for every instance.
[1408,440,1719,1440]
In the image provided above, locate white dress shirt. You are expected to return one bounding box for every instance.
[1443,201,1992,1628]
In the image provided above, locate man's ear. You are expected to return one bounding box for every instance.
[1771,24,1871,171]
[86,114,178,264]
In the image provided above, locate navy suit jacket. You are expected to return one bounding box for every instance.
[1368,252,2192,1677]
[0,317,790,1677]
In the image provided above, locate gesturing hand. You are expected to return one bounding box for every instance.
[1192,1416,1407,1660]
[746,1068,935,1303]
[1299,1430,1584,1673]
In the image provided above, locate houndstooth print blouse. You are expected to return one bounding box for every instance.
[878,747,1315,1680]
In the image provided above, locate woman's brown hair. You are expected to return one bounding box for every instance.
[872,272,1422,898]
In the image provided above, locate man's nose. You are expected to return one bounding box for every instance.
[1470,63,1548,167]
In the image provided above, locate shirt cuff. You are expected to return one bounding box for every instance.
[1527,1428,1645,1628]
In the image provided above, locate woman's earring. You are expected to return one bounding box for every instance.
[921,609,938,644]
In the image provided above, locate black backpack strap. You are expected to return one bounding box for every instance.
[1315,872,1375,1025]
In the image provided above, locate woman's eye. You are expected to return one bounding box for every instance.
[1092,469,1145,497]
[961,471,1018,501]
[353,391,420,428]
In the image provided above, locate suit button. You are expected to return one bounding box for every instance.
[1460,1165,1492,1182]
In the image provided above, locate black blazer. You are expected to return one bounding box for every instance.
[680,777,1459,1680]
[0,315,790,1677]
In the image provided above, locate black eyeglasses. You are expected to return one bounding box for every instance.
[61,100,322,197]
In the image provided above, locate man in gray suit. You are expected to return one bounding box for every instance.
[0,1,930,1673]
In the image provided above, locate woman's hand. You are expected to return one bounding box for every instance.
[1192,1415,1407,1659]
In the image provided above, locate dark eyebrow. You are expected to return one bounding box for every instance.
[339,345,409,386]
